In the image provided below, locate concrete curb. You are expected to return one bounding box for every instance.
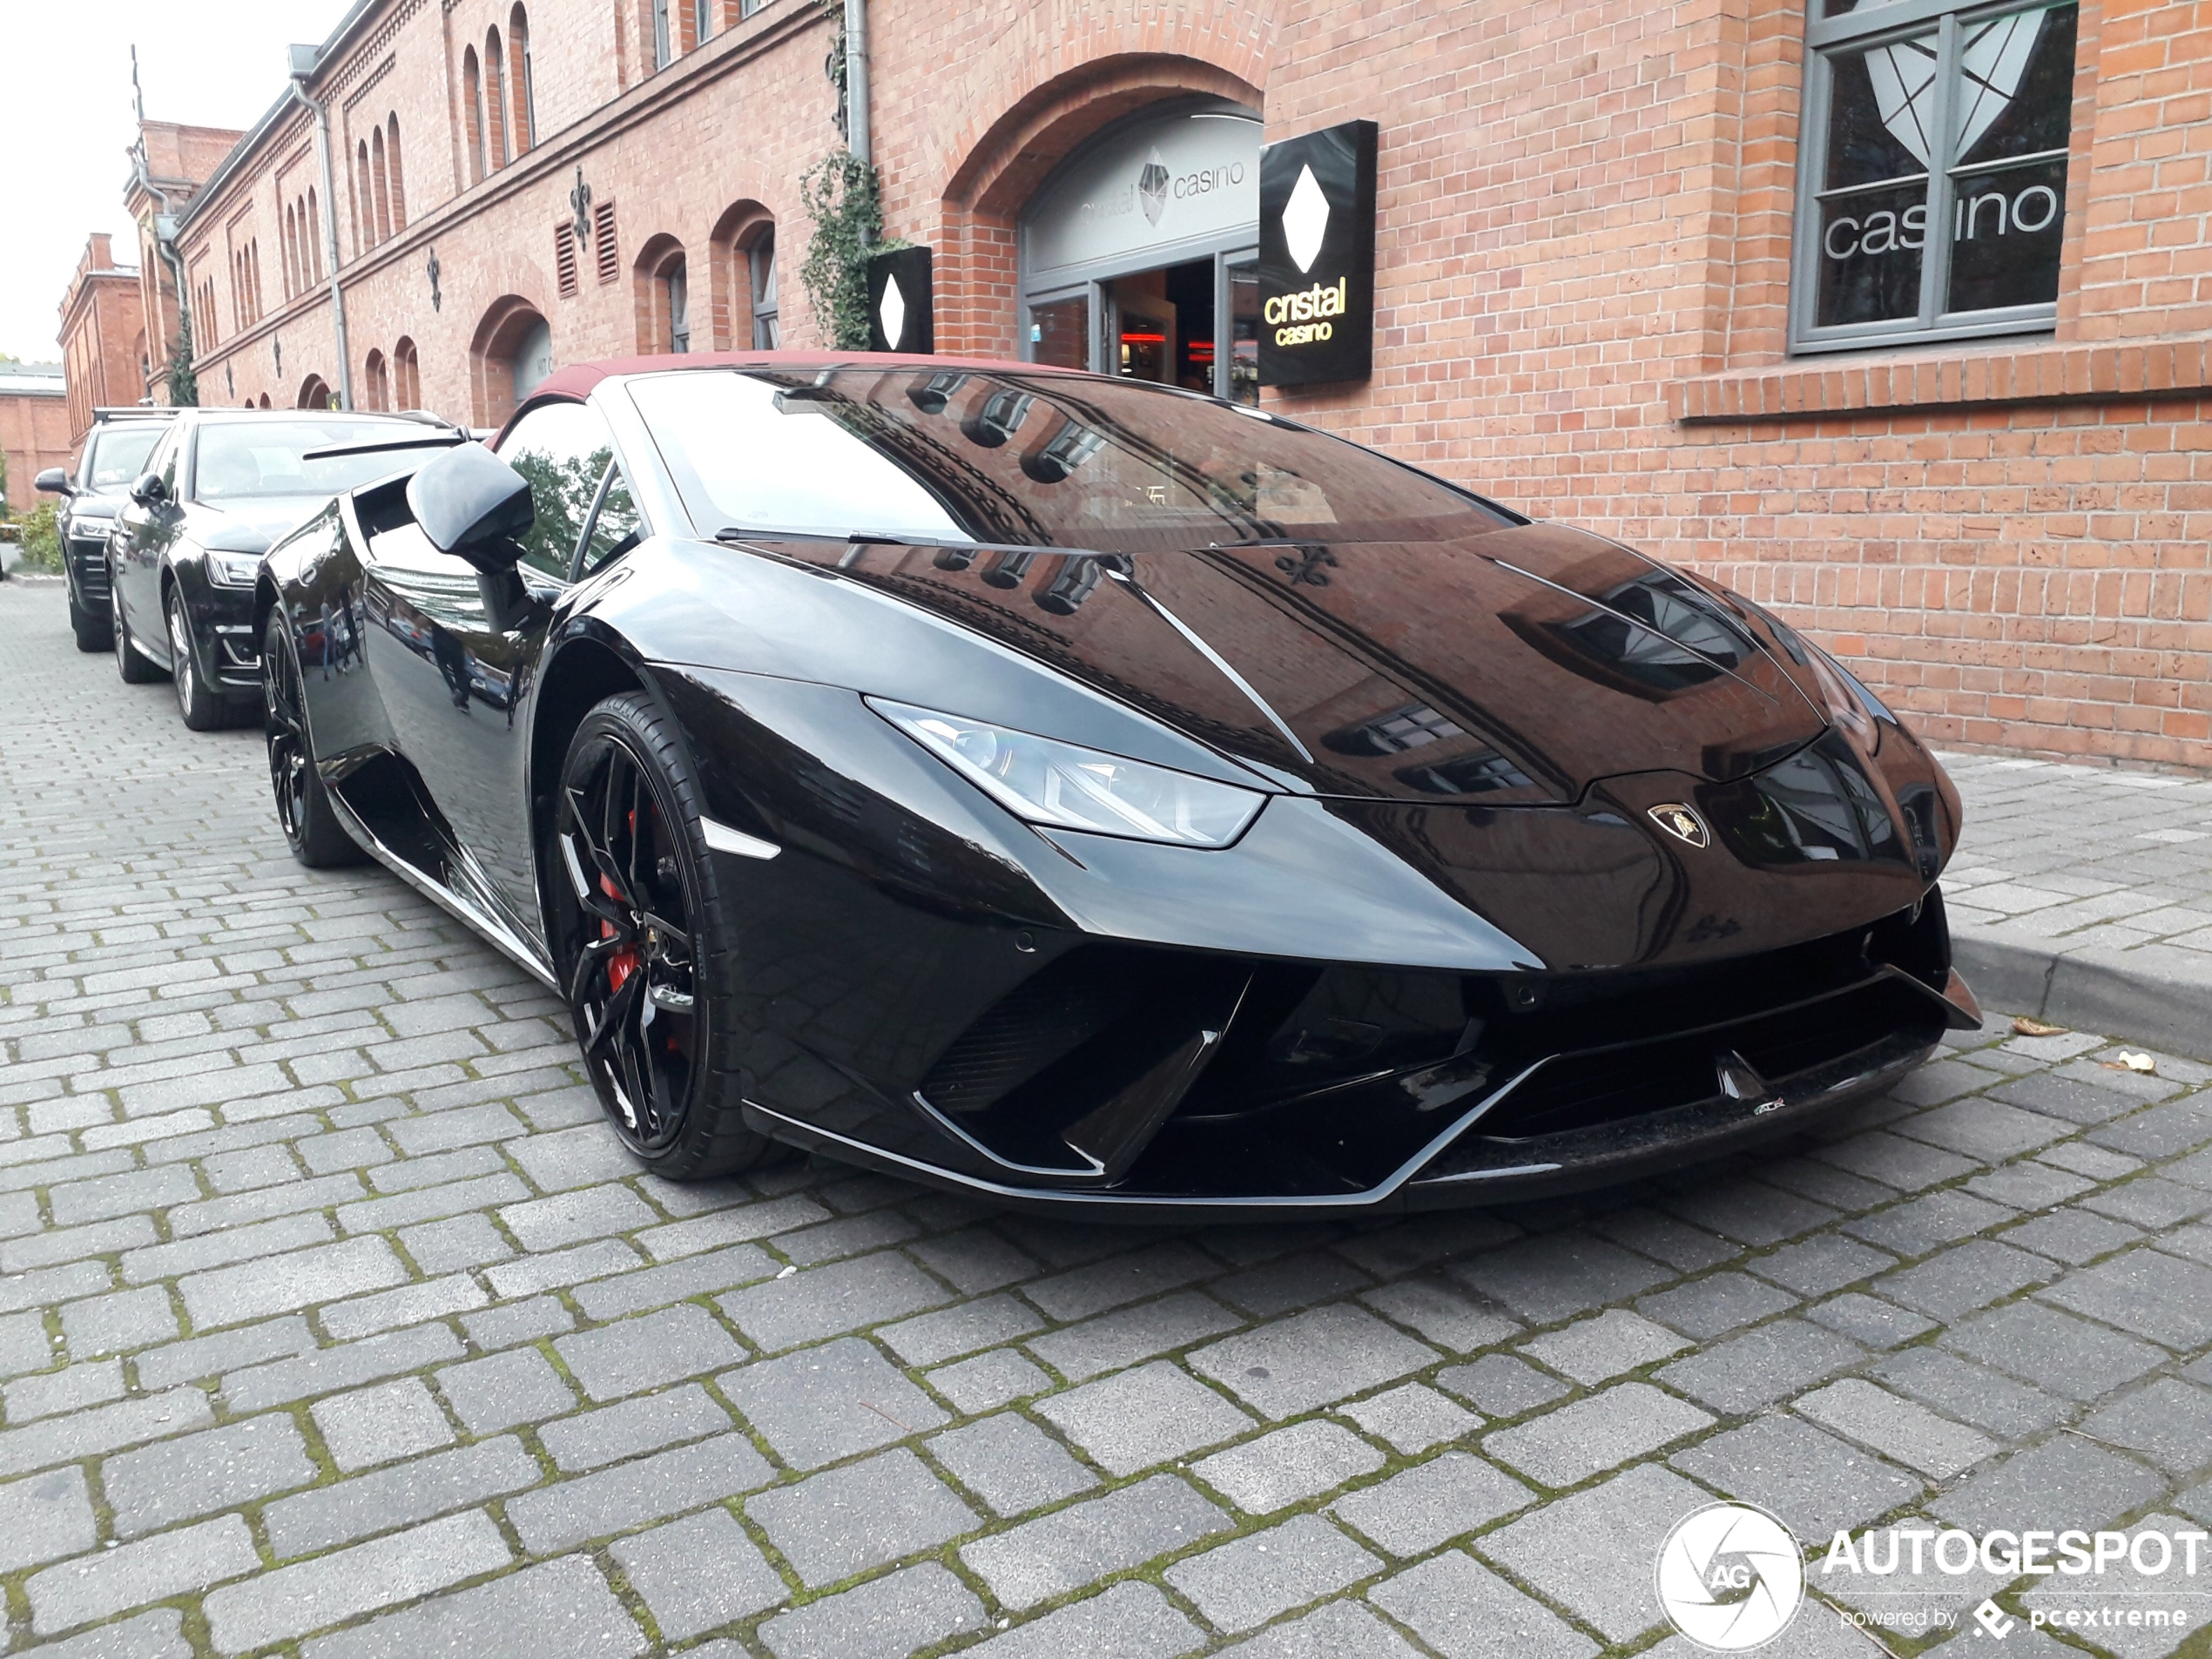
[1954,930,2212,1063]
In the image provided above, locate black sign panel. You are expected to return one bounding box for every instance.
[867,245,934,354]
[1258,119,1376,388]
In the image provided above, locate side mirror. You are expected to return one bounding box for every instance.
[130,472,167,506]
[34,468,72,496]
[407,442,533,575]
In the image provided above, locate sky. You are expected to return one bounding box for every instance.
[0,0,355,363]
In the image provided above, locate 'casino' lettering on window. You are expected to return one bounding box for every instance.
[1823,184,2060,262]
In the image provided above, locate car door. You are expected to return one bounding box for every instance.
[356,401,615,940]
[111,426,185,651]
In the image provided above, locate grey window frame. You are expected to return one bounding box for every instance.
[749,232,779,348]
[1790,0,2074,354]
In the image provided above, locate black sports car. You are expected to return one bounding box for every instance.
[254,353,1979,1217]
[107,408,454,728]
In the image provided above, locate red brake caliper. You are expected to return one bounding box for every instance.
[602,873,638,993]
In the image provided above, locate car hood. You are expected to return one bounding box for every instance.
[770,523,1830,805]
[184,496,333,554]
[64,489,133,523]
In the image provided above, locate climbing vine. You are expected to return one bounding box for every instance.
[799,0,907,351]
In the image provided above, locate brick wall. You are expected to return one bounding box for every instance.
[154,0,2212,765]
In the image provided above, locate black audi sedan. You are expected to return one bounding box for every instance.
[34,408,175,652]
[109,408,449,728]
[253,353,1979,1217]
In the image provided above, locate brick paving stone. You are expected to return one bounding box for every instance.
[1656,1319,1865,1413]
[1436,1353,1569,1416]
[2000,1207,2145,1264]
[718,1336,948,1469]
[1446,1235,1671,1323]
[1359,1274,1525,1353]
[1477,1461,1710,1642]
[437,1346,580,1435]
[553,1304,744,1401]
[1518,1308,1689,1384]
[540,1382,730,1470]
[1196,1420,1385,1514]
[878,1291,1044,1366]
[1749,1233,1898,1296]
[1022,1289,1242,1381]
[203,1509,511,1654]
[1931,1434,2166,1533]
[961,1474,1232,1609]
[180,1235,408,1329]
[24,1611,192,1659]
[1339,1380,1479,1453]
[1484,1382,1715,1487]
[300,1554,645,1659]
[506,1433,773,1553]
[1670,1413,1922,1538]
[926,1349,1054,1413]
[1873,1238,2055,1320]
[1036,1359,1257,1476]
[716,1250,949,1351]
[2037,1244,2212,1348]
[958,1581,1203,1659]
[608,1508,786,1640]
[0,1387,216,1479]
[1804,1291,1937,1349]
[264,1436,543,1557]
[1332,1450,1534,1555]
[311,1376,456,1471]
[1792,1378,1998,1478]
[927,1411,1099,1516]
[1190,1304,1440,1420]
[1941,1300,2166,1400]
[568,1241,778,1320]
[0,1465,98,1572]
[1869,1347,2071,1438]
[1168,1513,1381,1633]
[756,1561,984,1659]
[7,1358,125,1420]
[28,1514,259,1635]
[746,1445,980,1586]
[1370,1549,1600,1659]
[2079,1378,2212,1474]
[1636,1271,1797,1339]
[221,1322,465,1412]
[104,1415,318,1537]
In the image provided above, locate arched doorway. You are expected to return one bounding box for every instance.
[469,296,553,427]
[297,374,333,409]
[1019,99,1260,401]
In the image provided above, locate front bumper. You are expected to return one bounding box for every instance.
[65,535,111,604]
[177,565,262,695]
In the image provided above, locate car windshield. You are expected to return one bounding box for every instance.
[84,425,165,490]
[192,420,420,502]
[629,368,1514,550]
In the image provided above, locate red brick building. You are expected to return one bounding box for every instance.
[0,365,71,512]
[136,0,2212,765]
[56,235,148,446]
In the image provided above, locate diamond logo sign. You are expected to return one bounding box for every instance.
[879,274,907,351]
[1282,164,1330,273]
[1865,8,2044,165]
[1137,148,1170,226]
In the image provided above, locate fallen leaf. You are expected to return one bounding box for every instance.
[2012,1017,2067,1037]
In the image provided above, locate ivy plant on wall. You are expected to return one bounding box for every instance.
[799,0,905,351]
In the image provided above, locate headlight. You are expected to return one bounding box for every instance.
[871,699,1264,846]
[206,550,263,586]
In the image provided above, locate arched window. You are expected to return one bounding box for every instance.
[354,139,372,252]
[281,203,297,297]
[748,227,779,347]
[387,115,408,229]
[251,241,264,320]
[508,9,535,153]
[394,336,421,409]
[696,0,711,45]
[463,47,487,184]
[634,235,689,353]
[307,187,321,282]
[364,349,389,411]
[485,27,509,171]
[372,127,393,244]
[652,0,671,69]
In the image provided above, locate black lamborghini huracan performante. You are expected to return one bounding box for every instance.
[255,353,1979,1217]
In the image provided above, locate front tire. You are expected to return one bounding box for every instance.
[168,586,226,731]
[263,611,364,868]
[70,582,112,652]
[553,691,781,1181]
[111,576,161,685]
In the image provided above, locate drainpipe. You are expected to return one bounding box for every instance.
[289,44,354,410]
[843,0,868,165]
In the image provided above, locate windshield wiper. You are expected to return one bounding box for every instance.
[300,433,469,462]
[713,526,925,546]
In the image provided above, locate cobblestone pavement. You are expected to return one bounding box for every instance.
[1939,751,2212,1061]
[4,577,2212,1659]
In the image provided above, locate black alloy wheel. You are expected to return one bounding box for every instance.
[168,586,226,731]
[111,571,161,685]
[555,691,780,1179]
[262,611,364,868]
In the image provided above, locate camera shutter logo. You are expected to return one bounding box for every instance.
[1655,1502,1804,1651]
